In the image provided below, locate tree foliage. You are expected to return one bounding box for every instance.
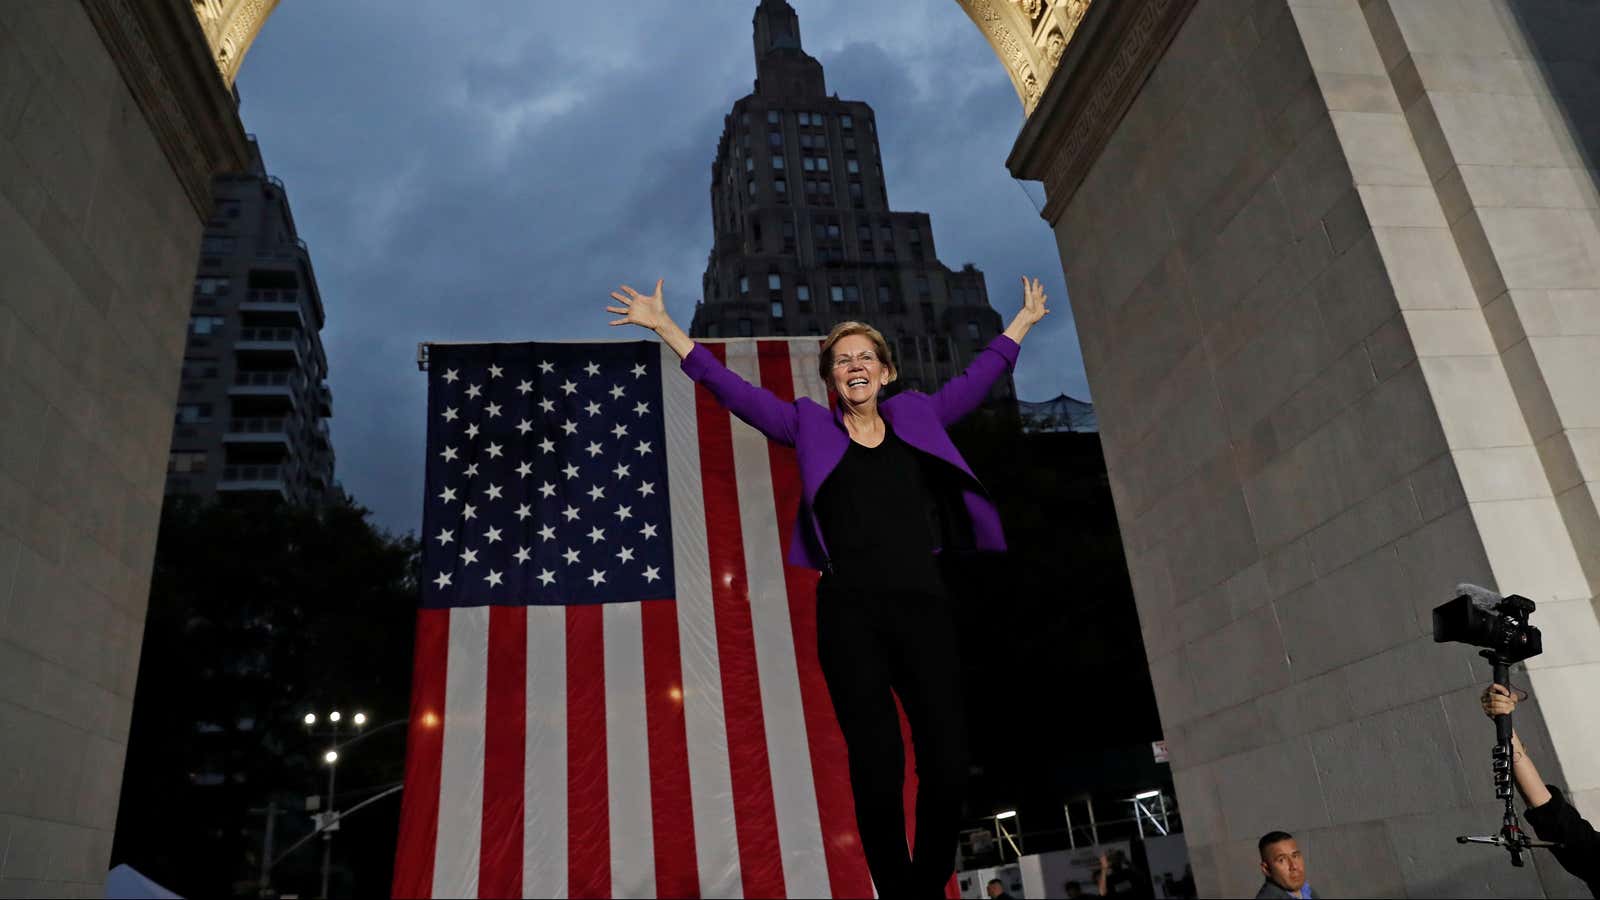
[111,497,419,898]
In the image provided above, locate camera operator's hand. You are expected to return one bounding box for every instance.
[1481,683,1552,808]
[1481,683,1518,717]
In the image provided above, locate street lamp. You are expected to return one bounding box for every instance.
[305,707,360,898]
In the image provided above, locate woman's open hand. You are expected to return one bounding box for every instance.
[1018,276,1050,326]
[607,279,670,332]
[1003,276,1051,344]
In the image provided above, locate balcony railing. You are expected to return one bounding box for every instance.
[234,370,301,387]
[245,289,299,304]
[237,326,303,344]
[226,417,294,434]
[222,465,284,482]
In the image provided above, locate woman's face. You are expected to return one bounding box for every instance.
[828,333,890,407]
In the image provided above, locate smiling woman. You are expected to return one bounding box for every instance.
[606,275,1048,894]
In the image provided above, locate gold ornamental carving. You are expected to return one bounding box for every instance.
[188,0,279,86]
[957,0,1094,116]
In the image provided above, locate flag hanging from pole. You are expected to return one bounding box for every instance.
[393,338,893,899]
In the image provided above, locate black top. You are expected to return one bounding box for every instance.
[813,421,945,596]
[1524,785,1599,893]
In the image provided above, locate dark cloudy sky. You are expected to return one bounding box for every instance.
[237,0,1089,535]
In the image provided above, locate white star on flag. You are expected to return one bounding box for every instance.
[436,528,454,545]
[442,368,459,383]
[485,569,503,587]
[433,571,452,588]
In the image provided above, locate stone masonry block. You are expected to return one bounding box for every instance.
[1213,738,1333,837]
[1310,697,1473,824]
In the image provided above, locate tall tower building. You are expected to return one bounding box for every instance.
[693,0,1013,400]
[166,137,336,505]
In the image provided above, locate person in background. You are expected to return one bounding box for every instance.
[1255,832,1315,899]
[1482,683,1599,894]
[986,876,1015,899]
[1097,849,1152,898]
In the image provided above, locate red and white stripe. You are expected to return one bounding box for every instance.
[393,340,879,898]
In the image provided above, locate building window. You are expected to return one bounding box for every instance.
[830,285,845,303]
[878,285,893,306]
[774,178,787,195]
[843,285,859,302]
[195,277,230,296]
[746,157,754,172]
[748,180,757,197]
[771,301,785,319]
[817,157,829,172]
[826,223,841,239]
[189,315,226,335]
[767,109,780,124]
[768,131,782,147]
[841,114,853,129]
[843,136,856,151]
[810,112,823,126]
[846,159,860,174]
[200,235,234,254]
[916,277,931,296]
[796,285,810,301]
[168,450,208,473]
[798,112,810,126]
[741,112,750,126]
[768,273,782,290]
[738,319,753,337]
[771,155,784,170]
[742,133,750,149]
[802,157,815,172]
[175,403,213,424]
[879,225,892,241]
[967,320,981,339]
[739,276,749,294]
[849,182,863,202]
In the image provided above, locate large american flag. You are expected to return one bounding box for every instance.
[393,338,928,898]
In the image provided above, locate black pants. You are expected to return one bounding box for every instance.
[816,574,968,898]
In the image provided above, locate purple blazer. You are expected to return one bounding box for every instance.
[680,334,1020,571]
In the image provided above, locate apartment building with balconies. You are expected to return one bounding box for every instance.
[166,137,336,505]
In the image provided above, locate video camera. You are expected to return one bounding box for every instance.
[1431,586,1542,663]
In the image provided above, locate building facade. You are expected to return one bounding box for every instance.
[692,0,1013,400]
[166,137,335,505]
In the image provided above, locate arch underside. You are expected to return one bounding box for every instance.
[189,0,279,87]
[955,0,1093,116]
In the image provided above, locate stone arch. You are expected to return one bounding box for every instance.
[954,0,1093,115]
[193,0,280,86]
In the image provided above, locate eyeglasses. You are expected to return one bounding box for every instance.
[831,351,880,368]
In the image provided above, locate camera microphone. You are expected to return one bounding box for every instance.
[1456,582,1505,611]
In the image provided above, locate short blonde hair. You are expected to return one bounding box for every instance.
[819,321,896,390]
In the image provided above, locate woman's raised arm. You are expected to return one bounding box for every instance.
[607,279,800,446]
[608,279,695,359]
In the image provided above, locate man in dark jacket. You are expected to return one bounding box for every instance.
[1255,832,1317,899]
[1484,684,1599,894]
